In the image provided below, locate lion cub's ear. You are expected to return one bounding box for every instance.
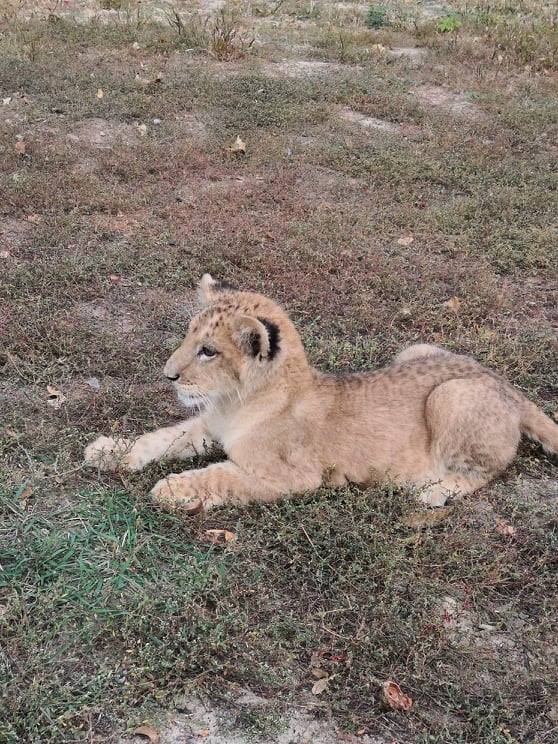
[233,316,280,360]
[198,273,236,305]
[198,273,219,304]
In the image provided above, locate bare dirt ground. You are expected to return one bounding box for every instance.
[1,1,557,743]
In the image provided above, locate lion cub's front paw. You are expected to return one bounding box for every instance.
[150,474,204,515]
[84,435,135,471]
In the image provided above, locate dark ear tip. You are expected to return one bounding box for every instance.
[258,317,281,360]
[214,279,237,292]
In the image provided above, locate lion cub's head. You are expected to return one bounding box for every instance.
[163,274,305,411]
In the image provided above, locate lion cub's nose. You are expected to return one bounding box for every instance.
[165,372,180,381]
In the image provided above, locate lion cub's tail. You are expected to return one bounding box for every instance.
[520,399,558,455]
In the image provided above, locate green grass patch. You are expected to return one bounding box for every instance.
[365,4,391,30]
[0,484,232,742]
[2,477,557,742]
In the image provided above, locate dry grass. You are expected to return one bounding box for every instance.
[1,1,557,742]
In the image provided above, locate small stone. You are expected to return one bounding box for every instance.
[397,306,413,320]
[152,118,162,125]
[85,377,101,391]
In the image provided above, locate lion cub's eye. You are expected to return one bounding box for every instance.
[198,345,217,359]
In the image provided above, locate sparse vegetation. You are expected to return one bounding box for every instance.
[0,1,557,743]
[436,14,462,33]
[208,8,255,61]
[99,0,127,10]
[365,3,390,29]
[164,5,255,60]
[417,1,558,70]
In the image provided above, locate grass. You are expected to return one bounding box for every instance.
[416,1,558,71]
[366,4,391,30]
[3,472,558,742]
[1,1,557,742]
[164,6,256,60]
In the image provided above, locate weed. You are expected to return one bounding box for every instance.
[365,3,390,30]
[99,0,126,9]
[436,15,462,33]
[209,9,255,61]
[0,0,25,23]
[295,1,320,22]
[164,5,254,60]
[163,6,211,50]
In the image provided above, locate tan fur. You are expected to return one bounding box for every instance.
[85,275,558,513]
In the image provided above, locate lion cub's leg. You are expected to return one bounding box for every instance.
[150,461,288,514]
[84,418,212,472]
[420,378,521,506]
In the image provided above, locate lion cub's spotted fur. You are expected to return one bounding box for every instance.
[85,275,558,513]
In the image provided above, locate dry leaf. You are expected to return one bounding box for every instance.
[397,235,414,246]
[46,385,66,410]
[402,507,451,529]
[0,250,10,259]
[229,135,246,155]
[19,486,33,503]
[371,43,388,53]
[96,88,104,99]
[495,519,516,537]
[312,676,329,695]
[109,274,124,284]
[443,296,462,314]
[131,724,160,743]
[137,123,148,137]
[2,97,12,105]
[14,139,26,155]
[132,41,141,50]
[382,681,413,711]
[204,529,237,544]
[198,731,209,738]
[26,213,42,224]
[311,667,329,679]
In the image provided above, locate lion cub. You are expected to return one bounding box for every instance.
[85,274,557,513]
